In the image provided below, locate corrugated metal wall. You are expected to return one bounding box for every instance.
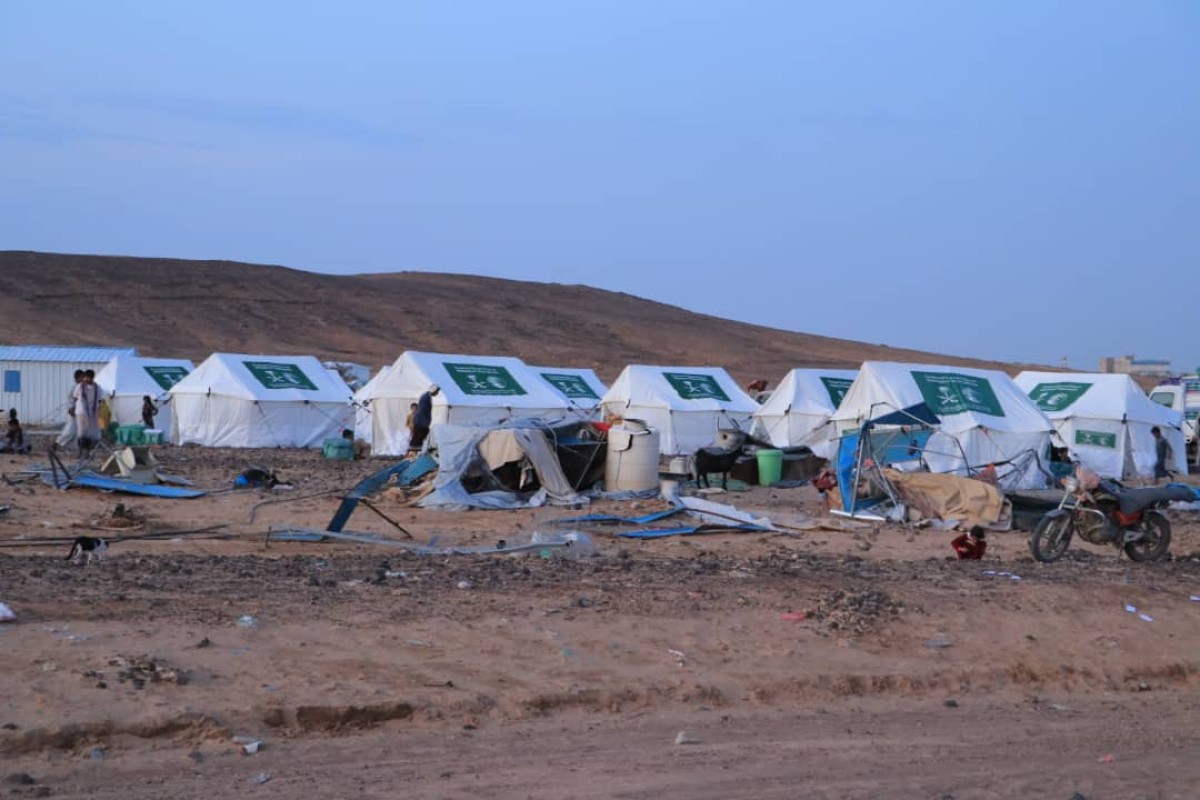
[0,360,114,428]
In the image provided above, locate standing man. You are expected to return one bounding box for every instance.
[74,369,102,456]
[1151,426,1173,485]
[55,370,85,451]
[408,385,439,453]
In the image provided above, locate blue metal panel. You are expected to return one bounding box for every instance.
[2,370,19,393]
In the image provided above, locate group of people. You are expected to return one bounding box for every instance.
[50,370,160,457]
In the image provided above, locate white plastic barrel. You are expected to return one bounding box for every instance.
[605,419,661,492]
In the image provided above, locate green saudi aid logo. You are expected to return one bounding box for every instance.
[444,363,528,396]
[541,372,599,400]
[142,365,190,391]
[663,372,731,402]
[911,371,1005,417]
[243,362,318,391]
[1028,382,1091,412]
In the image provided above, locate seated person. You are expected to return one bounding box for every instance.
[951,526,987,560]
[2,409,30,454]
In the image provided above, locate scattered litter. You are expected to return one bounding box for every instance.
[248,772,272,784]
[1124,604,1137,614]
[780,611,807,622]
[557,508,683,526]
[667,648,687,667]
[1097,753,1115,763]
[982,570,1021,581]
[1047,704,1071,712]
[1138,613,1154,623]
[4,773,36,786]
[674,731,702,745]
[0,602,14,623]
[942,699,958,708]
[235,615,259,629]
[40,661,57,672]
[456,580,473,590]
[925,639,954,650]
[233,735,263,755]
[1190,595,1199,603]
[87,746,106,761]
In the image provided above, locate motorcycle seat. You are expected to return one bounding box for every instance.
[1116,486,1195,515]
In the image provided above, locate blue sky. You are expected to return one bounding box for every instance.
[2,1,1197,372]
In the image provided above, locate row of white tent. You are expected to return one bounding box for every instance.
[93,353,1187,485]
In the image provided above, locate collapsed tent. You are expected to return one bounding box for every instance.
[831,362,1054,490]
[361,352,576,456]
[1015,371,1187,480]
[528,366,608,418]
[752,368,857,457]
[418,419,605,510]
[168,353,354,448]
[600,365,759,455]
[94,355,194,434]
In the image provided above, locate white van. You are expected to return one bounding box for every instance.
[1149,378,1200,464]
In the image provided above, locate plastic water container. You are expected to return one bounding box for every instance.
[604,420,661,492]
[116,424,146,445]
[756,449,784,486]
[322,438,354,460]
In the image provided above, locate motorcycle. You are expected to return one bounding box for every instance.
[1029,467,1194,563]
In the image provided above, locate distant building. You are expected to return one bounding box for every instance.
[1098,355,1172,378]
[0,345,138,427]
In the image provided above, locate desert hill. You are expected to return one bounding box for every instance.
[0,251,1043,381]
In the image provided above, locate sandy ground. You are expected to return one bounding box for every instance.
[2,440,1200,799]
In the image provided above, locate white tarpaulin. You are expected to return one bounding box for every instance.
[752,368,857,457]
[600,365,760,454]
[94,355,194,434]
[1015,371,1187,480]
[528,366,608,418]
[168,353,353,448]
[361,352,575,456]
[831,362,1054,489]
[418,420,586,510]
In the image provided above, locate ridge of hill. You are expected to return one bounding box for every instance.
[0,251,1046,381]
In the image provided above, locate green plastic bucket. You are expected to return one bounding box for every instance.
[756,449,783,486]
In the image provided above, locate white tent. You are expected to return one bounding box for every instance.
[752,368,858,457]
[94,355,195,434]
[600,365,760,454]
[831,362,1054,489]
[528,366,609,419]
[361,351,574,456]
[1015,371,1187,480]
[352,364,393,449]
[168,353,354,448]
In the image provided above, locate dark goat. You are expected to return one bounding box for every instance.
[693,446,742,489]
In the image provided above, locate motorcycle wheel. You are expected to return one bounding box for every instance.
[1124,511,1172,563]
[1030,513,1074,563]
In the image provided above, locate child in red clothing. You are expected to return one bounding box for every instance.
[951,526,987,560]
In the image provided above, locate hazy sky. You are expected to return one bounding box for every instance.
[2,2,1197,372]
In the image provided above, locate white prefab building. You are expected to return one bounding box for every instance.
[600,365,760,454]
[752,368,858,457]
[831,362,1054,489]
[0,345,137,427]
[94,355,195,434]
[1015,371,1187,480]
[168,353,354,448]
[361,352,575,456]
[527,366,609,418]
